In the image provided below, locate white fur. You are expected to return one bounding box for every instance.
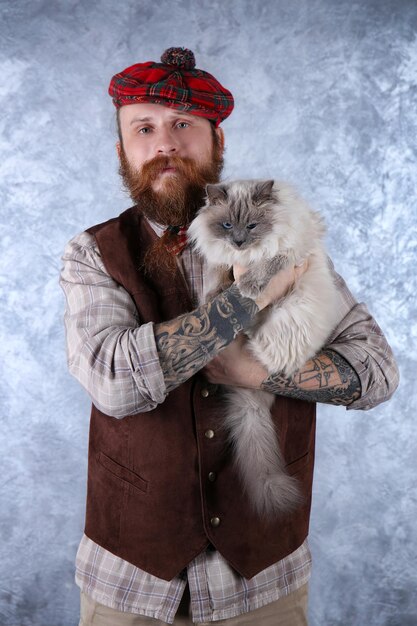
[189,180,339,517]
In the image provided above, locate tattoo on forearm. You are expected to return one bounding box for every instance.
[261,349,361,406]
[155,285,258,392]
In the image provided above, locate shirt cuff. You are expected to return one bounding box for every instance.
[129,322,168,407]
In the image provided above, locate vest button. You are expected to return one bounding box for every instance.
[201,388,209,398]
[208,472,216,482]
[204,429,215,439]
[210,516,221,527]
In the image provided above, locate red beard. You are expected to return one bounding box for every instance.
[118,143,223,275]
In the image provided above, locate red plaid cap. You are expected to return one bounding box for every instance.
[108,47,234,127]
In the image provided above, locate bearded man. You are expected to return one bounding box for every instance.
[60,48,398,626]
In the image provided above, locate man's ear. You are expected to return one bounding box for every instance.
[116,141,122,160]
[215,126,225,152]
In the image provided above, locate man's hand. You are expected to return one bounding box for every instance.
[204,333,268,387]
[234,260,308,310]
[204,261,309,387]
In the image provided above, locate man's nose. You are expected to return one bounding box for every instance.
[156,129,179,155]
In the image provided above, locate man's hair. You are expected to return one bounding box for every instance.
[116,108,221,150]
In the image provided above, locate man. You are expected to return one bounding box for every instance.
[60,48,399,625]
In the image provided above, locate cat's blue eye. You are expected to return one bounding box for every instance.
[222,222,233,229]
[247,223,257,230]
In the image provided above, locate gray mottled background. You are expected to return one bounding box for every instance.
[0,0,416,624]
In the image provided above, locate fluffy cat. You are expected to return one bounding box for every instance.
[188,179,340,517]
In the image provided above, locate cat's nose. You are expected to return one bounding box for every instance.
[234,240,244,247]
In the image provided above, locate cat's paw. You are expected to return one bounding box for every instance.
[237,271,265,299]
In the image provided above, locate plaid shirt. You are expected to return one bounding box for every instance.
[60,224,399,623]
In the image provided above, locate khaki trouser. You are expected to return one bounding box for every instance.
[79,583,308,625]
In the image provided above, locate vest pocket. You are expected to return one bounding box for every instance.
[97,452,148,493]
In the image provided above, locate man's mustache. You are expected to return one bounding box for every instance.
[140,155,198,181]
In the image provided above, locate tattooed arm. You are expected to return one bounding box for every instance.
[261,349,361,406]
[60,233,304,416]
[154,285,258,393]
[155,263,304,393]
[204,336,360,406]
[61,233,264,416]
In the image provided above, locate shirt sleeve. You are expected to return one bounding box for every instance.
[324,258,399,410]
[60,231,168,418]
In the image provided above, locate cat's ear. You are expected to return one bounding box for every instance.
[254,179,275,201]
[205,183,228,203]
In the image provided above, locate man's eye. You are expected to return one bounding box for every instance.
[138,127,151,134]
[177,122,189,129]
[222,222,233,229]
[246,223,257,230]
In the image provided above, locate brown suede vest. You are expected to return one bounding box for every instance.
[84,207,316,581]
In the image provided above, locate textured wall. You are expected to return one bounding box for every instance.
[0,0,416,624]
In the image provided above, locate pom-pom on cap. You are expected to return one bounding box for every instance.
[108,47,234,127]
[160,47,196,70]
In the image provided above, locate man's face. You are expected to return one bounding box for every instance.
[117,102,224,230]
[118,102,222,192]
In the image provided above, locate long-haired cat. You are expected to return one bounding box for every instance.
[188,179,339,517]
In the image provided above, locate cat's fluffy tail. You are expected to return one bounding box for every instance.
[225,387,302,517]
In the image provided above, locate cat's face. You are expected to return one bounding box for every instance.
[188,178,324,268]
[202,180,276,252]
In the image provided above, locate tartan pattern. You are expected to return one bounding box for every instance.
[164,226,188,256]
[109,61,234,126]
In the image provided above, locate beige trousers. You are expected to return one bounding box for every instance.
[79,583,308,626]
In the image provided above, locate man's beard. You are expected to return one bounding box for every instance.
[118,140,223,275]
